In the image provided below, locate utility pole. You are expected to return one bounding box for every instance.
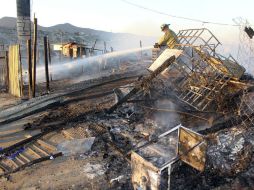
[44,36,50,92]
[27,39,32,98]
[32,16,37,97]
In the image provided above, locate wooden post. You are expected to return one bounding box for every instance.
[44,36,50,92]
[140,40,143,62]
[104,42,106,53]
[32,17,38,98]
[80,45,82,58]
[18,44,23,97]
[27,39,32,98]
[5,51,9,92]
[47,37,52,81]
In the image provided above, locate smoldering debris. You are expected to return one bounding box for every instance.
[103,28,254,190]
[57,137,95,156]
[207,126,254,176]
[1,27,254,190]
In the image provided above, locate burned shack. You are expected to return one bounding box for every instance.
[57,42,86,58]
[54,42,105,59]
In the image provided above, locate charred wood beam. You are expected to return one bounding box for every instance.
[0,152,62,177]
[0,128,55,158]
[27,39,32,98]
[126,99,157,103]
[5,51,9,92]
[44,36,50,92]
[32,17,37,98]
[0,100,61,125]
[107,56,176,114]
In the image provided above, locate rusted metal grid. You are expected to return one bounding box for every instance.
[166,28,245,111]
[237,90,254,127]
[175,28,221,56]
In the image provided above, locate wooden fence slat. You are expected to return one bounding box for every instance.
[8,45,22,97]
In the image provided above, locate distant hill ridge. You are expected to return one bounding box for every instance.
[0,17,136,36]
[0,17,155,50]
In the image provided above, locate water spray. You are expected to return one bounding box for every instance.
[25,46,153,83]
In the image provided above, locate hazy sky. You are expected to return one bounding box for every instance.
[0,0,253,54]
[1,0,253,34]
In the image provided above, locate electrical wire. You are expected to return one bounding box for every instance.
[121,0,240,27]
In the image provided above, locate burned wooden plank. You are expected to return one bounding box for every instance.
[19,153,31,163]
[0,162,12,172]
[36,140,56,152]
[32,144,50,156]
[0,152,62,177]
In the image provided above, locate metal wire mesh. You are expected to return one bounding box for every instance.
[163,28,244,111]
[237,91,254,127]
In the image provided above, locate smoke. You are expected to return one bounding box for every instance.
[23,46,153,84]
[152,99,181,134]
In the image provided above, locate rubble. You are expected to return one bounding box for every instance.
[1,26,254,189]
[207,126,253,176]
[57,137,95,156]
[82,163,105,180]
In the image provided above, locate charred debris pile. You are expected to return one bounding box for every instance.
[105,28,254,189]
[0,28,254,190]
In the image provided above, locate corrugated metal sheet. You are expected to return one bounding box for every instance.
[8,45,22,97]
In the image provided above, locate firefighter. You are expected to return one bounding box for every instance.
[154,24,178,49]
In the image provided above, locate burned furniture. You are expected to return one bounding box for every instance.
[131,124,206,190]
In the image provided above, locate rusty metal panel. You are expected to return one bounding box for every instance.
[131,151,161,190]
[131,126,207,189]
[178,127,207,171]
[8,45,23,97]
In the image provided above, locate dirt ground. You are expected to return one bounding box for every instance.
[0,70,253,190]
[0,75,136,190]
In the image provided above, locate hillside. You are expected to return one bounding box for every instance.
[0,17,155,50]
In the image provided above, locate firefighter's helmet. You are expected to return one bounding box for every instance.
[161,24,170,31]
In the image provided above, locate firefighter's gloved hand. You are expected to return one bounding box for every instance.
[154,43,160,48]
